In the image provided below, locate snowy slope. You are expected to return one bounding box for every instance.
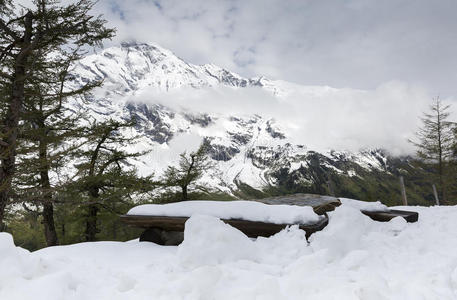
[73,42,262,95]
[68,42,403,195]
[1,201,457,299]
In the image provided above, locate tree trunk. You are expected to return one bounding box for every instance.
[112,221,117,240]
[42,202,58,246]
[438,154,446,205]
[0,12,33,228]
[182,185,188,201]
[85,204,99,241]
[399,176,408,206]
[85,186,100,241]
[38,136,59,246]
[61,222,65,240]
[432,184,440,205]
[0,192,8,231]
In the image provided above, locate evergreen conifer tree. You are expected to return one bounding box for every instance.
[68,119,153,241]
[163,141,212,201]
[0,0,115,230]
[411,97,454,204]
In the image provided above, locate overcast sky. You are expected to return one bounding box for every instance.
[94,0,457,98]
[13,0,453,152]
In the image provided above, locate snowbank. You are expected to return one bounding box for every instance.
[1,200,457,299]
[127,200,321,224]
[177,215,258,267]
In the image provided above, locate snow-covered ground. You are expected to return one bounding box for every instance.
[2,201,457,299]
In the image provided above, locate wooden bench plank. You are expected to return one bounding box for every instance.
[255,194,419,223]
[120,214,329,239]
[361,209,419,223]
[256,194,341,215]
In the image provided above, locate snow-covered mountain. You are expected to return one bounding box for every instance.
[70,42,414,201]
[73,42,265,94]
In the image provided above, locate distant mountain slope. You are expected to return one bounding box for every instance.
[68,42,432,205]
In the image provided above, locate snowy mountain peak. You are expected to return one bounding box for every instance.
[73,42,265,97]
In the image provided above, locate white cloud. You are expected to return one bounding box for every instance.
[11,1,457,96]
[12,0,457,154]
[129,80,449,155]
[93,0,457,97]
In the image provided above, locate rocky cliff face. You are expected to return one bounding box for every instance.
[69,42,424,204]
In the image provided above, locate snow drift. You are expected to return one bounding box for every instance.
[1,201,457,299]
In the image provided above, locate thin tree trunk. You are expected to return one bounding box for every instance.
[0,191,8,231]
[432,184,440,205]
[399,176,408,206]
[436,101,446,205]
[61,222,65,240]
[43,202,58,245]
[85,203,99,241]
[112,221,117,240]
[182,185,188,201]
[85,185,100,241]
[84,132,107,242]
[438,166,446,205]
[438,155,445,204]
[39,137,58,246]
[327,178,335,196]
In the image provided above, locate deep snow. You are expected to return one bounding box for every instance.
[1,201,457,299]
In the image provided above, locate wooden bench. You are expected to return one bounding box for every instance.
[360,209,418,223]
[257,194,419,222]
[121,194,419,245]
[121,214,329,245]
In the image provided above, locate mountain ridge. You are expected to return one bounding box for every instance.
[69,42,430,205]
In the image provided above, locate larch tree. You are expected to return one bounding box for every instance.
[162,141,213,201]
[15,75,87,246]
[0,0,115,231]
[411,97,454,204]
[69,119,153,242]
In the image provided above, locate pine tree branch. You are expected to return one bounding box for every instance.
[0,18,20,41]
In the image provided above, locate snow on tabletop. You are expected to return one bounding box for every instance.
[339,197,389,211]
[127,200,321,224]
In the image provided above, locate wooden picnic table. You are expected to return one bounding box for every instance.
[121,194,418,245]
[121,214,329,244]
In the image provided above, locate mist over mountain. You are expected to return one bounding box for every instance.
[70,42,435,203]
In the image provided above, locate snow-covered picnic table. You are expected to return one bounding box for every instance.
[121,194,418,245]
